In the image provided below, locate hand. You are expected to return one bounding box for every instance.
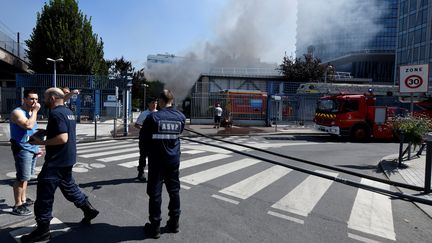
[33,103,41,112]
[72,89,80,95]
[28,136,42,145]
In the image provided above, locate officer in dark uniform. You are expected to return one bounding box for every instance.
[21,88,99,242]
[140,89,186,239]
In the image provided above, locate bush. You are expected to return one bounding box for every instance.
[392,115,432,145]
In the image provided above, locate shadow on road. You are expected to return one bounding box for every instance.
[79,177,144,191]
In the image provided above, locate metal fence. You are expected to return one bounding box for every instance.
[190,92,320,126]
[0,28,28,62]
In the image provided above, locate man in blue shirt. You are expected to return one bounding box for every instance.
[21,88,99,243]
[9,89,41,216]
[140,89,186,238]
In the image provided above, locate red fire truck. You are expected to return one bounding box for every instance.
[314,93,408,141]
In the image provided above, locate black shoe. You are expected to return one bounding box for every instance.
[165,217,179,233]
[137,173,147,182]
[11,205,32,216]
[21,223,51,243]
[144,222,161,239]
[23,198,35,207]
[80,201,99,224]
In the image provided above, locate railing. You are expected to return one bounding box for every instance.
[0,28,28,62]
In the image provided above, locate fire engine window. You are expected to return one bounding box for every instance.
[344,100,359,112]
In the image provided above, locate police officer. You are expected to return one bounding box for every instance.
[140,89,186,238]
[21,88,99,242]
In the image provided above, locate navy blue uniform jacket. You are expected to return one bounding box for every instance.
[140,107,186,164]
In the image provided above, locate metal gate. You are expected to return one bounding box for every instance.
[190,92,321,125]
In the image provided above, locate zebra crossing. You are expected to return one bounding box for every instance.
[10,138,398,242]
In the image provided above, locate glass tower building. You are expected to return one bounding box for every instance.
[396,0,432,84]
[296,0,398,83]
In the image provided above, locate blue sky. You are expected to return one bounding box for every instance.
[0,0,297,69]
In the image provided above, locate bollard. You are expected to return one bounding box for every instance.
[398,132,404,168]
[424,133,432,193]
[94,115,99,141]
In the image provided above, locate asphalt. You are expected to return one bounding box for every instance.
[0,120,431,231]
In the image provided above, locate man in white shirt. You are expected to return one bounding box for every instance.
[136,98,158,181]
[214,103,223,128]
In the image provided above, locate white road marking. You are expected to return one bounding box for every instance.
[182,150,206,155]
[180,158,261,185]
[271,170,338,217]
[348,233,382,243]
[118,160,139,168]
[211,194,240,205]
[76,141,131,150]
[76,140,118,147]
[80,147,138,158]
[267,210,304,224]
[219,166,292,199]
[77,143,134,154]
[348,178,396,241]
[97,152,140,162]
[180,154,231,170]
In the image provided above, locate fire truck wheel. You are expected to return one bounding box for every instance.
[350,125,370,142]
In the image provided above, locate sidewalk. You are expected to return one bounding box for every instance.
[379,153,432,218]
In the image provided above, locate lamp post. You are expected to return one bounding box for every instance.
[142,83,149,110]
[46,57,63,87]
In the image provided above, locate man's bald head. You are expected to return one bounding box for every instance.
[44,87,65,108]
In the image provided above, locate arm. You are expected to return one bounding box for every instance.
[29,133,68,146]
[10,104,40,130]
[64,89,80,101]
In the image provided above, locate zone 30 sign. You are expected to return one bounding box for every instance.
[399,64,429,93]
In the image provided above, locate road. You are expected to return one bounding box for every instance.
[0,135,431,242]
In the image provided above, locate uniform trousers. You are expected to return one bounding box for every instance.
[34,165,87,224]
[147,160,181,223]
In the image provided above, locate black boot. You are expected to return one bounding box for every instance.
[165,217,179,233]
[137,172,147,182]
[80,200,99,224]
[143,222,161,239]
[21,222,51,243]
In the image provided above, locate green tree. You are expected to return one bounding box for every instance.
[26,0,106,75]
[132,68,164,110]
[279,54,330,82]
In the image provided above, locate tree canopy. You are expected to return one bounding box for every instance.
[279,54,333,82]
[26,0,106,75]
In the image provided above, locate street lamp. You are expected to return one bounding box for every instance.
[142,83,149,110]
[46,57,64,87]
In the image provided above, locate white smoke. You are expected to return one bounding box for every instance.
[145,0,297,101]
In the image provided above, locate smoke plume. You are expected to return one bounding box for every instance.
[145,0,296,101]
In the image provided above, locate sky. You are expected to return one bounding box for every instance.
[0,0,298,70]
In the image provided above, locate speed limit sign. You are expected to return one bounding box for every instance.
[400,64,429,93]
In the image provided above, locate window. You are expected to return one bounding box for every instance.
[343,100,359,112]
[409,0,418,11]
[419,45,426,61]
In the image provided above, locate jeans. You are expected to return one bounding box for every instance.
[13,149,37,181]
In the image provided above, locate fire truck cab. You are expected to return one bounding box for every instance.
[314,94,407,141]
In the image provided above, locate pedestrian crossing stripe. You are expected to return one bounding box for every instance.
[180,158,261,185]
[218,165,292,200]
[180,154,231,170]
[80,147,138,158]
[348,178,395,241]
[77,143,134,154]
[271,170,338,217]
[97,152,140,162]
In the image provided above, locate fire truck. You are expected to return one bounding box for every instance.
[314,93,408,141]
